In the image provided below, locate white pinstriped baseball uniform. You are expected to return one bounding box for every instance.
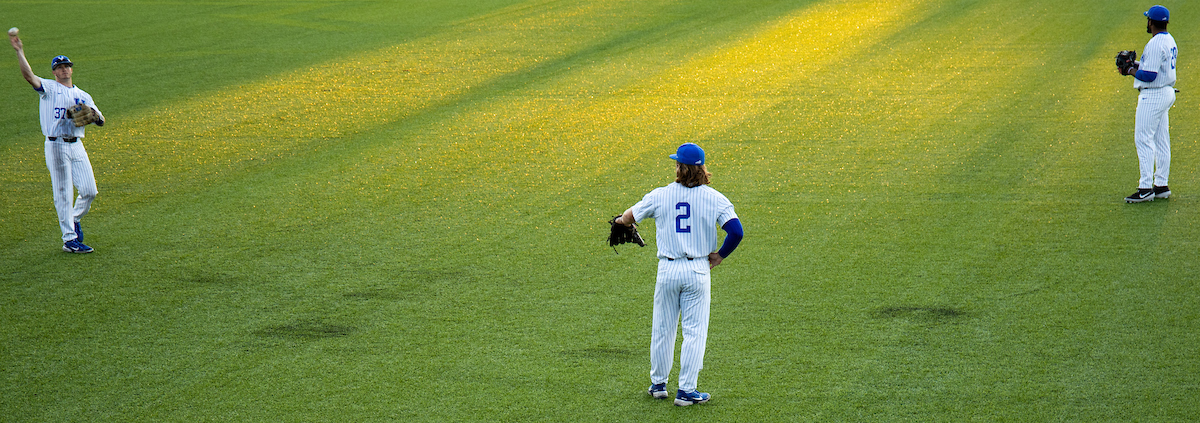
[36,78,103,242]
[1133,31,1177,189]
[631,182,737,393]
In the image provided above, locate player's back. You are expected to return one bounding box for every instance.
[641,182,734,259]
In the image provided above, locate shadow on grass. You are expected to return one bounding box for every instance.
[875,306,968,322]
[254,319,357,340]
[561,346,637,360]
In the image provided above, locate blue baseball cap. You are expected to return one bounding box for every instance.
[1145,5,1169,22]
[51,55,73,70]
[670,143,705,165]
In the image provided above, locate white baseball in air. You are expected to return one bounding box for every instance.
[7,27,17,37]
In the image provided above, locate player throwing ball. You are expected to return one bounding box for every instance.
[10,31,106,252]
[613,143,743,406]
[1118,5,1177,203]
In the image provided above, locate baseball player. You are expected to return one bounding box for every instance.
[613,143,744,406]
[1121,5,1177,203]
[10,32,105,252]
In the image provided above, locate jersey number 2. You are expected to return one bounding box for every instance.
[675,202,691,233]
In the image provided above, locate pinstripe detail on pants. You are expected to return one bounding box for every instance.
[45,139,97,242]
[1134,87,1174,188]
[649,257,711,392]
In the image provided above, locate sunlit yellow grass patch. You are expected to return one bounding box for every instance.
[382,0,943,185]
[96,0,648,179]
[100,0,944,172]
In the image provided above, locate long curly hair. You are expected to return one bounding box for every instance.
[675,163,711,188]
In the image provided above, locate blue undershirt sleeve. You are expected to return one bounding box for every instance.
[717,218,743,258]
[1135,69,1158,83]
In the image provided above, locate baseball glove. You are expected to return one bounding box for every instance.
[1116,50,1139,76]
[66,104,99,127]
[608,216,645,253]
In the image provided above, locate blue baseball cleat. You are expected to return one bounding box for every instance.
[674,389,710,406]
[648,383,668,399]
[63,240,93,254]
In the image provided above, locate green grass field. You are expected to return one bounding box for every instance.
[2,0,1198,421]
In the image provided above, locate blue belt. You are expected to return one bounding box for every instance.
[48,137,78,143]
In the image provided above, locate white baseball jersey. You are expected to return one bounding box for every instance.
[1135,32,1177,90]
[34,78,101,242]
[36,78,103,138]
[633,182,737,393]
[631,182,738,260]
[1133,32,1178,189]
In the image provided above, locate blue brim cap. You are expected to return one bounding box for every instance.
[1145,5,1169,22]
[670,143,705,165]
[51,55,73,70]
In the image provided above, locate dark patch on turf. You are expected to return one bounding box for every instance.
[343,270,469,300]
[254,320,356,340]
[343,288,399,300]
[181,271,242,286]
[876,306,967,321]
[1004,285,1045,298]
[562,347,636,359]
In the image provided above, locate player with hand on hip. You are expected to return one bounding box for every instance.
[1122,5,1177,203]
[10,31,106,252]
[613,142,744,406]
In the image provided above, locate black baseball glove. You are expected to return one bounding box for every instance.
[608,216,645,253]
[1116,50,1139,76]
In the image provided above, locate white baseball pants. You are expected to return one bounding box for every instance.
[1134,87,1175,189]
[649,257,711,392]
[45,139,97,242]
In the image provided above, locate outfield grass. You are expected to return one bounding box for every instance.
[2,0,1198,421]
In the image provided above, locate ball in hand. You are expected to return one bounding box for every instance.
[7,27,17,37]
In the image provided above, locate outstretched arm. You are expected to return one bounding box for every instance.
[10,34,41,90]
